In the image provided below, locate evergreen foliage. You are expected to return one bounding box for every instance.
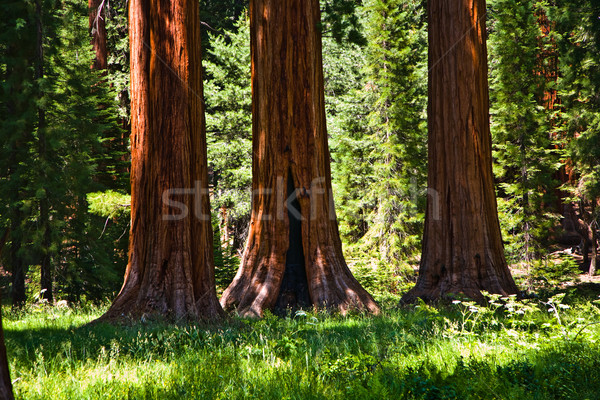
[321,0,367,45]
[360,0,427,262]
[550,0,600,218]
[203,15,252,253]
[327,0,427,296]
[104,0,130,129]
[488,0,560,263]
[0,0,126,304]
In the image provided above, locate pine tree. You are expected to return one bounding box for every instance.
[203,15,252,253]
[361,0,428,263]
[549,0,600,274]
[1,0,126,304]
[487,0,559,263]
[326,37,377,244]
[0,0,38,306]
[324,0,428,297]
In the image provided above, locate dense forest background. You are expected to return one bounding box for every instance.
[1,0,599,307]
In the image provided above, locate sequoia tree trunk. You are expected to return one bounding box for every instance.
[100,0,223,321]
[0,300,14,400]
[89,0,107,70]
[220,0,379,317]
[402,0,519,303]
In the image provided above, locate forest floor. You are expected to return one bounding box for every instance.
[4,270,600,400]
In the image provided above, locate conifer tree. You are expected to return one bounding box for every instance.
[549,0,600,274]
[326,0,428,295]
[488,0,559,263]
[1,0,125,304]
[361,0,428,262]
[402,0,519,303]
[0,0,38,306]
[221,0,379,317]
[101,0,224,320]
[203,15,252,253]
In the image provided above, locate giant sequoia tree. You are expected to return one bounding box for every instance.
[101,0,222,320]
[220,0,379,317]
[402,0,519,302]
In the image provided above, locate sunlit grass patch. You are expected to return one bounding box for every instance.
[4,294,600,399]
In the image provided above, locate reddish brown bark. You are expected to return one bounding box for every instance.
[402,0,519,303]
[100,0,222,320]
[89,0,107,70]
[220,0,379,317]
[0,299,14,400]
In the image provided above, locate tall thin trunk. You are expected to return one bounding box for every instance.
[100,0,223,321]
[0,230,9,259]
[10,214,25,308]
[588,201,597,276]
[402,0,519,303]
[220,0,379,317]
[4,8,34,309]
[519,130,532,263]
[35,0,52,303]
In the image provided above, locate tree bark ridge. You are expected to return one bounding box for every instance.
[221,0,378,317]
[402,0,519,303]
[100,0,223,321]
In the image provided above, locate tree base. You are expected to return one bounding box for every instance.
[97,275,225,323]
[401,266,520,305]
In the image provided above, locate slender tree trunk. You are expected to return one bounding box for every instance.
[0,230,9,259]
[590,222,597,276]
[0,299,14,400]
[35,0,53,303]
[4,11,34,309]
[520,131,532,263]
[89,0,108,70]
[220,0,379,317]
[402,0,519,303]
[10,214,25,308]
[567,202,593,267]
[584,201,597,276]
[100,0,223,321]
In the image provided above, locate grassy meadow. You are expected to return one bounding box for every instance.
[4,284,600,400]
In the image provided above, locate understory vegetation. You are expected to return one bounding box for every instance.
[5,285,600,399]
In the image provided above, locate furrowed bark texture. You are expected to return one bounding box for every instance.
[220,0,379,317]
[402,0,519,303]
[101,0,222,321]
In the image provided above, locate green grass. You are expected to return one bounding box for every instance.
[4,293,600,400]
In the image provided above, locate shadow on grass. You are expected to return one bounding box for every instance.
[4,306,600,399]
